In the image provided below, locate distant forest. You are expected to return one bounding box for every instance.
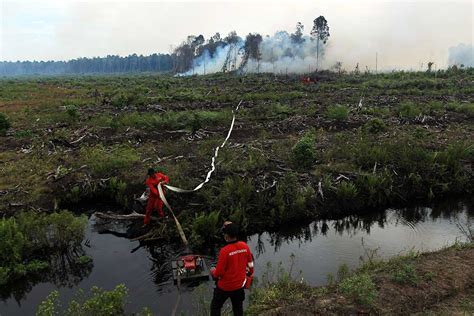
[0,54,173,76]
[1,17,330,76]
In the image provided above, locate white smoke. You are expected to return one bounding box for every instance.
[182,45,231,76]
[448,43,473,67]
[251,32,321,73]
[181,31,329,75]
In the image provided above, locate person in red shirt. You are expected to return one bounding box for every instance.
[144,168,169,226]
[210,221,254,316]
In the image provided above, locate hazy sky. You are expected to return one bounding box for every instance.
[1,0,472,69]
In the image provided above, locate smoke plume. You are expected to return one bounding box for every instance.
[448,43,473,67]
[178,23,331,76]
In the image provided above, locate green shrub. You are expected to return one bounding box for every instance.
[245,103,294,120]
[391,142,432,175]
[446,102,461,112]
[16,211,87,252]
[0,218,28,277]
[65,105,79,121]
[211,176,254,212]
[291,131,316,169]
[413,127,428,139]
[272,173,313,223]
[326,273,335,286]
[111,90,146,108]
[105,177,129,206]
[66,186,82,204]
[335,181,359,211]
[361,107,390,118]
[353,142,390,170]
[0,267,9,286]
[0,112,11,135]
[339,273,377,306]
[95,110,231,131]
[241,148,269,171]
[36,290,60,316]
[14,130,34,138]
[424,271,436,281]
[325,105,349,121]
[356,173,391,208]
[398,102,422,118]
[392,263,419,285]
[172,90,205,102]
[427,101,443,114]
[337,263,351,282]
[0,211,87,285]
[76,256,93,265]
[26,260,50,273]
[191,211,220,246]
[460,103,474,117]
[362,118,387,134]
[273,172,297,211]
[37,284,136,316]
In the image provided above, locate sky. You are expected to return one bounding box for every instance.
[1,0,472,69]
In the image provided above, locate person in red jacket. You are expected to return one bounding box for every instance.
[144,168,169,226]
[210,221,254,316]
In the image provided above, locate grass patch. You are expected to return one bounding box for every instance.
[94,110,231,132]
[247,256,317,315]
[446,102,474,117]
[244,103,295,120]
[79,145,140,175]
[325,104,349,121]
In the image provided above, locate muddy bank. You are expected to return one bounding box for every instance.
[248,242,474,315]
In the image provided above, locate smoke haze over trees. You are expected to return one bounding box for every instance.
[178,17,332,76]
[1,14,471,77]
[0,54,173,76]
[448,43,473,68]
[0,17,332,76]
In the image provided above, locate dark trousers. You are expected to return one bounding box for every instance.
[210,287,245,316]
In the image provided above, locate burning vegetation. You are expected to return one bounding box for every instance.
[174,16,331,75]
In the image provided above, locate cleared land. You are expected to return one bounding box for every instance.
[0,70,473,245]
[0,69,473,314]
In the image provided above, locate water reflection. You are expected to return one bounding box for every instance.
[92,220,177,287]
[258,198,473,255]
[1,197,472,315]
[0,251,93,304]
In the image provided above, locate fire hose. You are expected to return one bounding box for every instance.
[141,100,243,245]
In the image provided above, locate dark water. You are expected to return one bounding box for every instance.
[1,198,473,315]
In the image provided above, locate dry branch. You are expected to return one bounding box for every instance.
[131,224,167,241]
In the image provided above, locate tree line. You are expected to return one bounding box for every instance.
[0,15,329,76]
[0,53,173,76]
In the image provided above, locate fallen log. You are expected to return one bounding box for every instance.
[93,211,159,222]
